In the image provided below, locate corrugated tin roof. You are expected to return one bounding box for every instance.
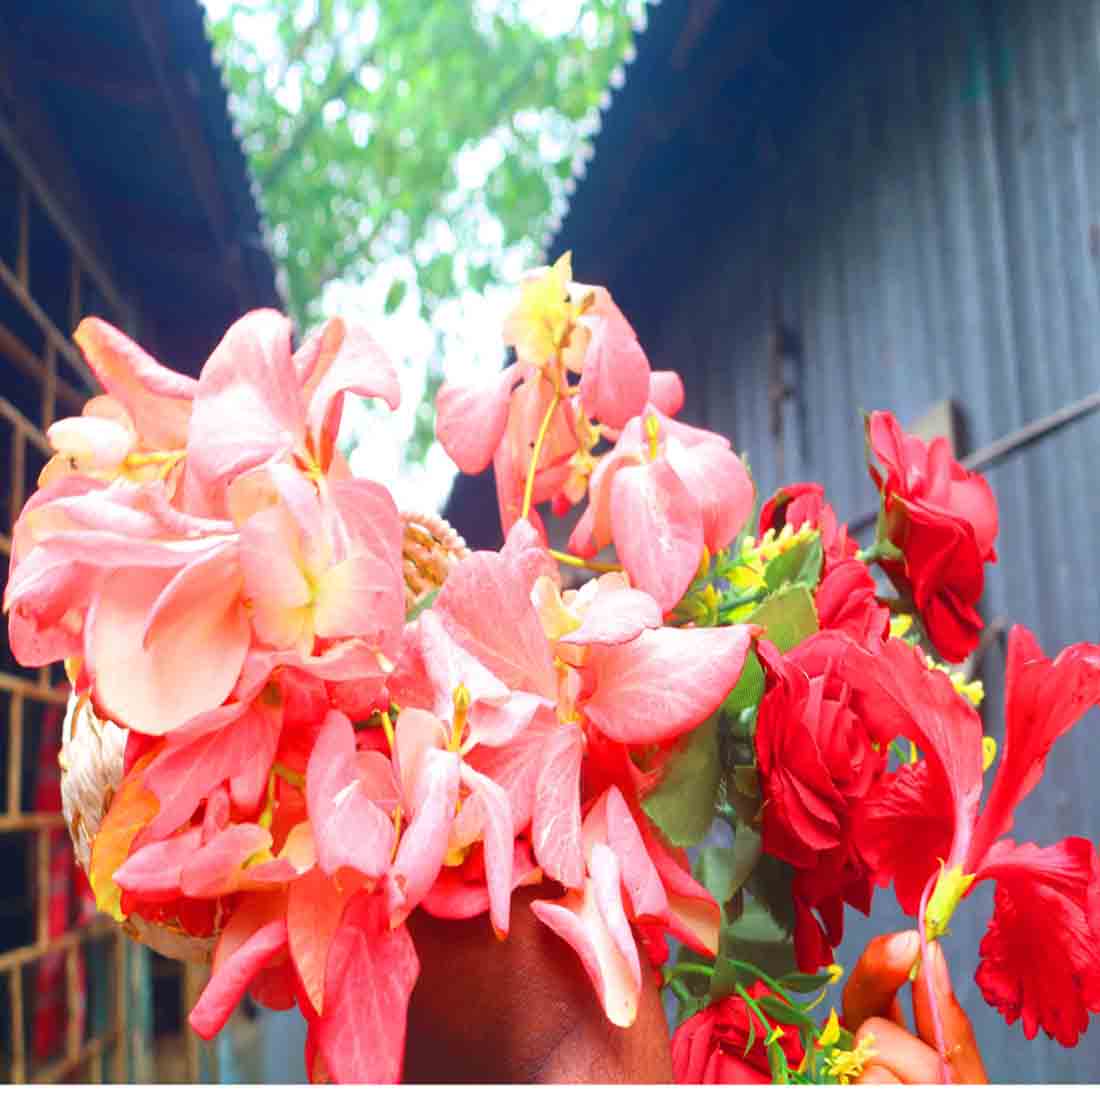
[0,1,281,373]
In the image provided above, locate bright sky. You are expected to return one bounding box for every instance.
[199,0,639,516]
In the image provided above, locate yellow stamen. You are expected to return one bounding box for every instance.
[390,805,403,862]
[889,613,914,639]
[817,1008,841,1048]
[644,412,661,461]
[381,711,396,751]
[449,684,470,753]
[982,735,997,772]
[272,762,305,789]
[825,1031,877,1084]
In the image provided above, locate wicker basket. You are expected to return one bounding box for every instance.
[57,511,468,964]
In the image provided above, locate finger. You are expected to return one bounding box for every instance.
[855,1016,951,1084]
[855,1064,903,1085]
[842,930,920,1032]
[911,941,988,1085]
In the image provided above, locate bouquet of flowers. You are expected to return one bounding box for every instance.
[6,253,1100,1084]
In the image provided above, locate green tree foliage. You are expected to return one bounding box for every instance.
[206,0,641,329]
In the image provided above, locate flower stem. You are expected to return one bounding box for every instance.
[520,389,561,522]
[663,961,714,984]
[917,872,952,1084]
[548,548,622,574]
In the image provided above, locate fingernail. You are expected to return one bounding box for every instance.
[886,930,920,970]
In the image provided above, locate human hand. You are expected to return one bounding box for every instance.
[842,931,988,1084]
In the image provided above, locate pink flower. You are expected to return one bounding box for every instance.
[569,407,753,611]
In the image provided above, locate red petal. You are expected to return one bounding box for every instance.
[970,626,1100,865]
[975,838,1100,1046]
[288,868,349,1016]
[854,760,954,915]
[316,893,420,1083]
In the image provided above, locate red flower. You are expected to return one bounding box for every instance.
[754,633,887,969]
[848,630,1100,1045]
[866,411,998,663]
[671,981,804,1084]
[759,483,858,572]
[815,559,889,649]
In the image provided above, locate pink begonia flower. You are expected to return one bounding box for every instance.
[430,520,755,896]
[4,479,249,734]
[234,464,404,665]
[37,319,196,491]
[569,406,754,612]
[185,310,399,514]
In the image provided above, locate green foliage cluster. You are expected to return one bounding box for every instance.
[207,0,640,328]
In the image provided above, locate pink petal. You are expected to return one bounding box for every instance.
[647,371,685,417]
[457,764,514,936]
[415,609,509,717]
[584,624,756,745]
[113,828,202,901]
[559,585,662,647]
[610,458,703,612]
[577,289,651,430]
[74,318,195,448]
[181,824,273,897]
[47,414,135,470]
[189,918,288,1040]
[468,690,549,749]
[142,702,278,842]
[435,549,557,698]
[303,320,401,471]
[89,555,250,735]
[464,715,552,833]
[317,893,419,1084]
[421,839,541,921]
[314,479,405,653]
[533,722,585,888]
[640,818,721,956]
[306,711,396,879]
[665,439,754,553]
[388,747,461,920]
[603,787,668,920]
[531,872,641,1028]
[590,842,642,989]
[436,364,518,474]
[186,310,302,505]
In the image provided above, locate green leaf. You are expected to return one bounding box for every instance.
[405,587,440,622]
[642,714,720,847]
[766,1035,791,1083]
[749,585,819,654]
[694,828,762,905]
[383,278,408,314]
[763,531,823,592]
[747,854,798,937]
[757,995,813,1029]
[721,650,765,715]
[776,970,836,994]
[719,896,797,978]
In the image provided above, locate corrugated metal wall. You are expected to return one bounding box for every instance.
[644,0,1100,1082]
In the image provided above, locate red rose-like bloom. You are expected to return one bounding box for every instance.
[671,981,804,1084]
[866,411,998,663]
[754,634,888,969]
[815,558,889,649]
[759,482,858,572]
